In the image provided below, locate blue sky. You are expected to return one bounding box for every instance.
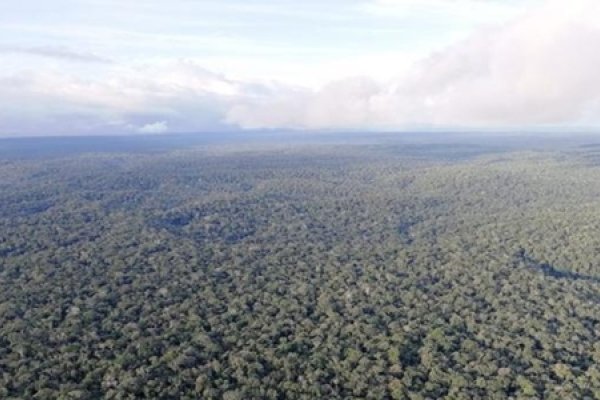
[1,0,599,136]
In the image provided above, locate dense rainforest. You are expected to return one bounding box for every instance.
[2,140,600,399]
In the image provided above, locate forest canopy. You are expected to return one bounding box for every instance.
[2,140,600,399]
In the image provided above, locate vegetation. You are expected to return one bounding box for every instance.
[2,142,600,399]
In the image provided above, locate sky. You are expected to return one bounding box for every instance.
[1,0,599,136]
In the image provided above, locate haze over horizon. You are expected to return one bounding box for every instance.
[2,0,600,137]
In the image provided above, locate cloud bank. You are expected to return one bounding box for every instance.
[1,0,599,136]
[228,0,600,130]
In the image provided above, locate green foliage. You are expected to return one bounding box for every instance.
[2,144,600,398]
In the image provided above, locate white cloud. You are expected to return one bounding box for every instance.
[228,0,600,130]
[138,121,169,134]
